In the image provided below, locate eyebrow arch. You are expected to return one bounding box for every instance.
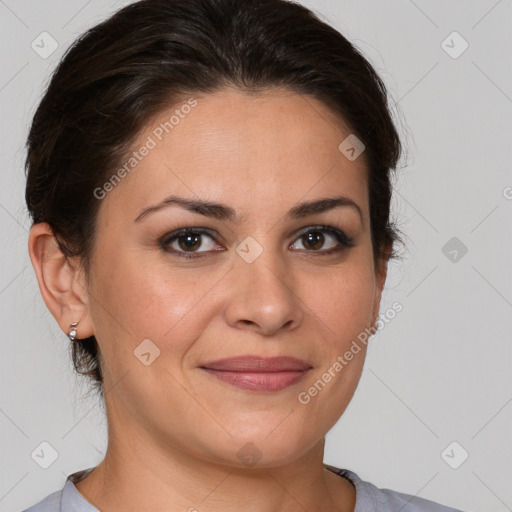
[134,195,363,223]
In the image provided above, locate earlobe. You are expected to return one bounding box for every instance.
[27,223,94,340]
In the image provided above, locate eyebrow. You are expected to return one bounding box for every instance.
[134,194,363,223]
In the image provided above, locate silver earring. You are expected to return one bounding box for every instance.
[68,322,78,341]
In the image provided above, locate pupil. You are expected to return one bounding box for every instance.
[179,234,201,251]
[304,231,323,250]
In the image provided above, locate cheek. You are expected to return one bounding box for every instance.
[304,261,376,344]
[293,265,375,431]
[88,247,225,367]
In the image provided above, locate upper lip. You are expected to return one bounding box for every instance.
[200,356,312,372]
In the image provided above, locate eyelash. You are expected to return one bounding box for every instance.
[159,225,355,260]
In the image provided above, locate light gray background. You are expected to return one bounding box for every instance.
[1,1,511,511]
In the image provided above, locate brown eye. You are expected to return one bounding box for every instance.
[301,230,325,250]
[160,228,221,258]
[177,233,202,252]
[290,226,354,253]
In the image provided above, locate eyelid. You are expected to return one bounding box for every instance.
[159,227,222,254]
[291,225,354,247]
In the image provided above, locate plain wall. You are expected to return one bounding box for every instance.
[0,1,510,511]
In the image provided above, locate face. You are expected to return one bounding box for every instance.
[84,88,386,468]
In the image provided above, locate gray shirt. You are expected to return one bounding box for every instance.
[22,465,466,511]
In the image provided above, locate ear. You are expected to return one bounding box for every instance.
[370,244,392,327]
[27,223,95,340]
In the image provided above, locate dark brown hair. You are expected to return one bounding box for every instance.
[25,0,405,397]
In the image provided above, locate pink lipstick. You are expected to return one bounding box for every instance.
[200,356,311,392]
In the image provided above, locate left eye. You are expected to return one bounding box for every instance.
[290,226,354,253]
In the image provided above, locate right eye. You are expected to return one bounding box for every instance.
[159,228,224,259]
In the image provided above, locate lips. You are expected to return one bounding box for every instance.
[199,356,312,392]
[200,356,312,372]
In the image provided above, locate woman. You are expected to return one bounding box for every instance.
[23,0,466,510]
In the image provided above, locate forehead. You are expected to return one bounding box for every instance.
[101,88,369,222]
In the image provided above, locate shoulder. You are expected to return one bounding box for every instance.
[324,464,466,512]
[21,489,62,512]
[22,468,97,512]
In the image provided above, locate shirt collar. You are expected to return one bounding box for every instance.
[61,468,99,512]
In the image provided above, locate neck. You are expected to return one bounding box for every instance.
[74,424,355,512]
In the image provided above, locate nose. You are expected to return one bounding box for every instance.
[223,244,304,336]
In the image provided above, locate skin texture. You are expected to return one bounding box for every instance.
[28,87,390,512]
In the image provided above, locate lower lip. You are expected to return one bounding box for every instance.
[200,368,310,392]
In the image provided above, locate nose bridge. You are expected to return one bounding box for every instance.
[245,251,285,292]
[224,234,303,334]
[237,237,291,300]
